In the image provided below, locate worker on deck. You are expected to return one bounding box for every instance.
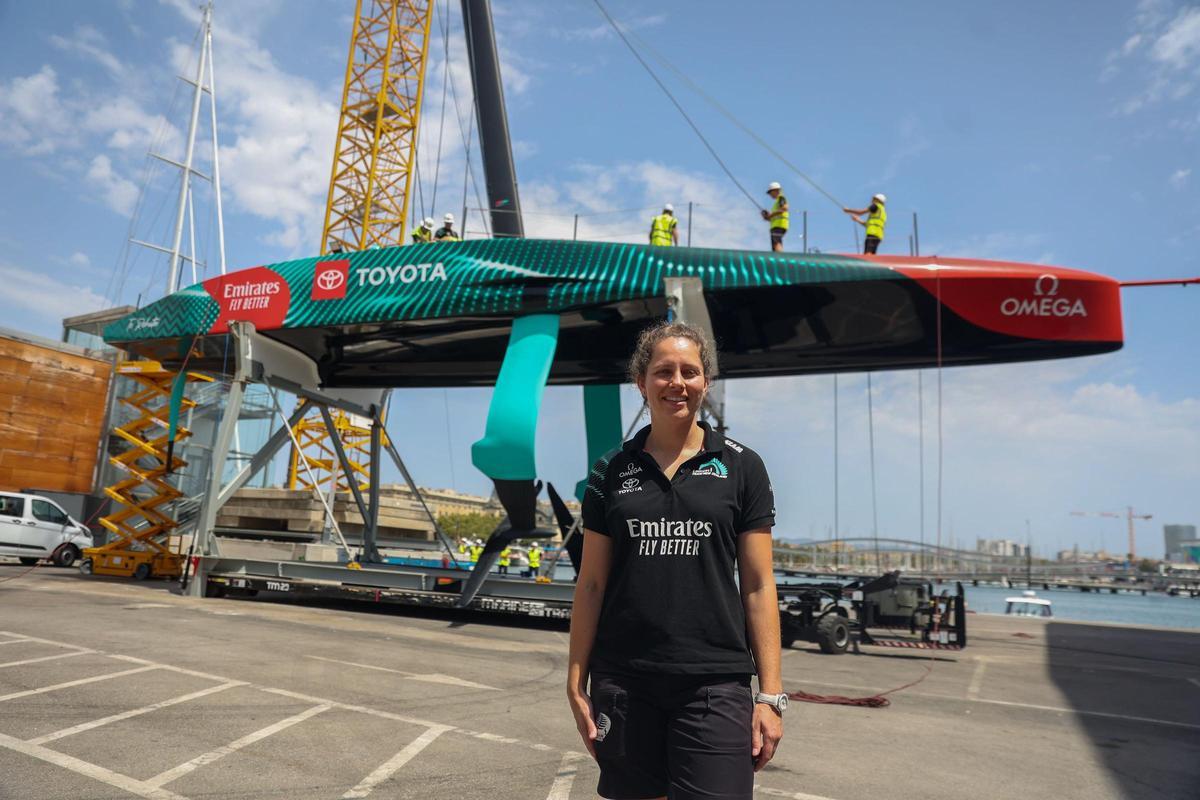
[843,194,887,254]
[499,546,511,575]
[411,217,434,243]
[470,540,484,564]
[762,182,788,252]
[649,203,679,247]
[435,213,461,242]
[526,541,542,578]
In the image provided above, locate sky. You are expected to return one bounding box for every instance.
[0,0,1197,559]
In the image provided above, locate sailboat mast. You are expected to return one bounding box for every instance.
[460,0,523,238]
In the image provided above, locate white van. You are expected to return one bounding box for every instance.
[0,491,94,567]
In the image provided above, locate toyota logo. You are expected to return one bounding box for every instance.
[317,268,345,291]
[622,478,639,489]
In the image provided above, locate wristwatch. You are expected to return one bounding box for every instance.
[754,691,788,714]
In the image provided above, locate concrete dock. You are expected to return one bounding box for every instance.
[1,563,1197,799]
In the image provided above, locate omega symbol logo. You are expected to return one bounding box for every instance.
[317,268,345,291]
[622,478,640,490]
[1033,274,1059,297]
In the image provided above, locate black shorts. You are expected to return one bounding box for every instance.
[864,236,881,254]
[770,228,787,247]
[590,672,753,800]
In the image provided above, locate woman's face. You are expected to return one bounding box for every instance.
[638,337,709,423]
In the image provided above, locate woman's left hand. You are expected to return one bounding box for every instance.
[751,702,783,771]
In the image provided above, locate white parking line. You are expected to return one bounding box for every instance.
[545,752,585,800]
[0,650,94,669]
[28,681,246,745]
[967,657,988,699]
[0,637,31,646]
[755,787,841,800]
[0,665,159,703]
[0,731,188,800]
[0,630,94,653]
[146,703,332,788]
[342,725,450,799]
[305,655,500,690]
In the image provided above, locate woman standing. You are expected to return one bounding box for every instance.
[567,321,785,800]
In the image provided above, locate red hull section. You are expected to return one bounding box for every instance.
[877,255,1123,345]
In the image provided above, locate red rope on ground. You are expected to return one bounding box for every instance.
[787,663,933,709]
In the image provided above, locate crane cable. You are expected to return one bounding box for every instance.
[590,0,763,213]
[429,0,453,216]
[621,23,850,213]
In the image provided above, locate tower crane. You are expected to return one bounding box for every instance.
[288,0,436,492]
[1070,507,1152,565]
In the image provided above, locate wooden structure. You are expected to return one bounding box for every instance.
[0,328,113,494]
[217,486,436,542]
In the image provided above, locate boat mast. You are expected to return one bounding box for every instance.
[460,0,523,238]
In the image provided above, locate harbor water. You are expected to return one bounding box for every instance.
[956,583,1200,630]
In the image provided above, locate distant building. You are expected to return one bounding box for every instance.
[1176,540,1200,565]
[977,538,1028,558]
[1164,524,1197,561]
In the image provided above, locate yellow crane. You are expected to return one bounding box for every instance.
[289,0,436,492]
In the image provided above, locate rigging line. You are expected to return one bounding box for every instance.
[918,370,925,573]
[460,98,475,237]
[833,374,840,574]
[623,25,848,211]
[936,268,944,575]
[443,389,457,489]
[443,13,490,240]
[867,373,880,573]
[429,0,452,216]
[590,0,762,213]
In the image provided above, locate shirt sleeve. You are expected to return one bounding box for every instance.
[581,451,616,536]
[737,450,776,533]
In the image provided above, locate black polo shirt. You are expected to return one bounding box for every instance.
[581,421,775,676]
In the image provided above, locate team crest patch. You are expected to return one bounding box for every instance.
[692,457,728,478]
[595,713,611,742]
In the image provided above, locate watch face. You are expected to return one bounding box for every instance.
[777,694,788,711]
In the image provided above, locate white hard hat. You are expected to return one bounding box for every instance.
[443,212,455,224]
[873,193,887,203]
[766,181,782,192]
[663,203,674,213]
[422,217,435,230]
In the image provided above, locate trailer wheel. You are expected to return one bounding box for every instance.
[79,559,93,575]
[817,613,850,655]
[133,562,152,581]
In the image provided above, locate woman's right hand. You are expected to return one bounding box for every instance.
[567,689,598,759]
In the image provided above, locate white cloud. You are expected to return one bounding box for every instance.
[68,252,91,269]
[1169,167,1191,187]
[726,360,1200,551]
[0,261,107,322]
[86,154,138,215]
[0,66,69,155]
[1151,7,1200,68]
[49,25,129,82]
[1110,2,1200,114]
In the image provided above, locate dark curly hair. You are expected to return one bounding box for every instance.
[627,321,718,386]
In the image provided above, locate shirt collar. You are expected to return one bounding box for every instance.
[624,420,724,457]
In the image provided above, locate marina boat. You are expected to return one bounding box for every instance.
[1005,590,1053,617]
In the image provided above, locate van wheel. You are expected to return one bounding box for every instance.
[133,562,152,581]
[53,546,79,568]
[79,559,93,575]
[19,557,39,566]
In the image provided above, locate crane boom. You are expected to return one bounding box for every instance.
[1071,507,1152,563]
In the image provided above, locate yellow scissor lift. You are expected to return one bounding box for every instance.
[83,360,212,579]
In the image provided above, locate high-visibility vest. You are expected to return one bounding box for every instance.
[866,202,886,239]
[649,214,677,246]
[470,545,483,561]
[499,548,510,567]
[436,227,461,242]
[412,226,432,243]
[769,195,789,231]
[528,547,541,569]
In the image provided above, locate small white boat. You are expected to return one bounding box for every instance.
[1005,590,1053,618]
